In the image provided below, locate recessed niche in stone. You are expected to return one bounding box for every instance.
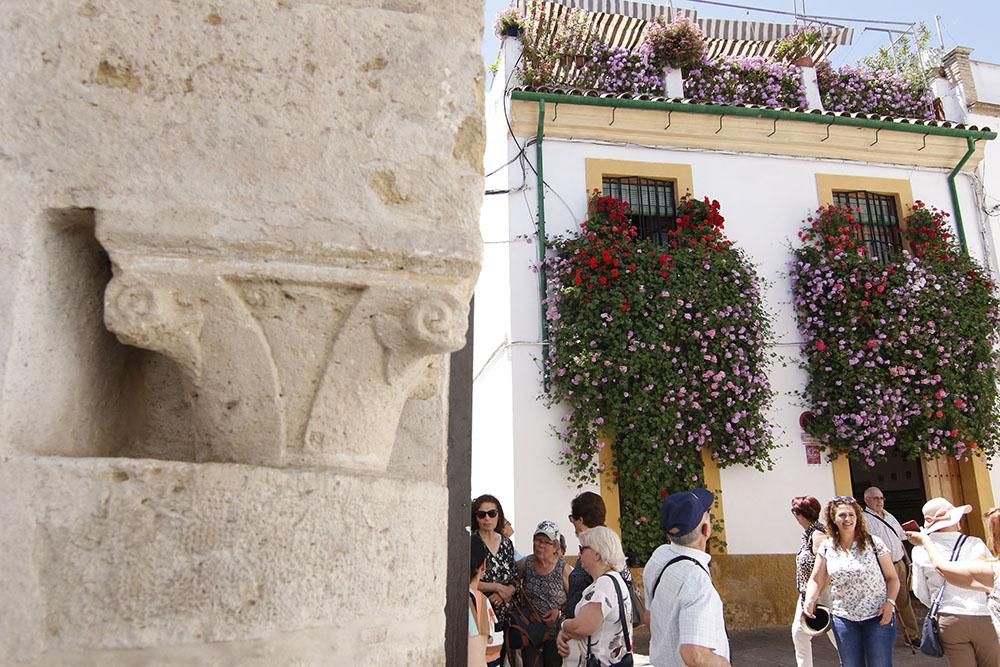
[3,208,198,461]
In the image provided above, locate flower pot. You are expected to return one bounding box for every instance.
[663,67,684,98]
[501,26,523,38]
[792,55,815,68]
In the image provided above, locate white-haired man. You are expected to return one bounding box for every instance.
[862,486,919,646]
[644,489,730,667]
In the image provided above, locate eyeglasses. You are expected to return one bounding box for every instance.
[831,496,856,504]
[476,509,498,519]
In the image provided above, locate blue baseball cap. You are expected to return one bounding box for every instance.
[661,488,715,536]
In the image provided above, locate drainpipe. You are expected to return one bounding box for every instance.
[535,100,548,345]
[947,137,976,255]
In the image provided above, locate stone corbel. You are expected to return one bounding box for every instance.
[102,252,470,473]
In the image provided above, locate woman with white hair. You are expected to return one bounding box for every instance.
[555,526,633,667]
[908,498,998,665]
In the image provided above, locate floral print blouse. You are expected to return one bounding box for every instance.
[568,571,633,667]
[819,535,890,621]
[481,534,517,628]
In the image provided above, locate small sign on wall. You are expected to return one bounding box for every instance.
[803,438,822,465]
[800,411,822,465]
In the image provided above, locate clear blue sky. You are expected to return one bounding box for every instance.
[482,0,1000,70]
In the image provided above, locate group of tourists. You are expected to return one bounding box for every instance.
[792,487,1000,667]
[470,484,1000,667]
[468,488,730,667]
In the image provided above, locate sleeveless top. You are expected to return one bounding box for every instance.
[795,522,826,595]
[523,554,567,625]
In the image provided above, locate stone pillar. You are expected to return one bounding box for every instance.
[798,65,824,111]
[663,67,684,99]
[0,1,483,664]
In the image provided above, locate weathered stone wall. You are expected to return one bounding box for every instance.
[0,0,482,663]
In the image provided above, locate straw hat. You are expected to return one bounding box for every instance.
[922,497,973,534]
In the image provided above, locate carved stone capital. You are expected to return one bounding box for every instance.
[99,227,474,473]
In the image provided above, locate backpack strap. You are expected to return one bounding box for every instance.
[585,573,632,662]
[604,573,632,653]
[649,555,709,602]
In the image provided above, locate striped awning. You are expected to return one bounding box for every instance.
[514,0,853,62]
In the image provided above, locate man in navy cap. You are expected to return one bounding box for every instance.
[643,489,730,667]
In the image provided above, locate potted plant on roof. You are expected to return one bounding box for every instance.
[494,6,525,39]
[774,26,823,67]
[642,16,707,98]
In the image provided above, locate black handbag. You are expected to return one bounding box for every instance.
[585,573,634,667]
[919,534,967,658]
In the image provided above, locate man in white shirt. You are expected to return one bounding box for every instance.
[644,488,730,667]
[862,486,919,645]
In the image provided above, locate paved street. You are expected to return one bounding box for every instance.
[633,625,941,666]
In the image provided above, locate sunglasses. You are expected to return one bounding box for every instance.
[831,496,856,504]
[476,509,498,519]
[567,514,577,522]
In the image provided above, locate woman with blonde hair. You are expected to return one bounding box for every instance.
[907,506,1000,640]
[556,526,633,667]
[804,496,899,667]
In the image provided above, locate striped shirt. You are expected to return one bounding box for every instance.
[644,543,729,667]
[862,508,906,562]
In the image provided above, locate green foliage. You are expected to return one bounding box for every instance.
[791,203,1000,466]
[861,22,942,90]
[494,6,524,37]
[642,16,707,71]
[520,0,596,87]
[544,193,777,561]
[774,26,823,63]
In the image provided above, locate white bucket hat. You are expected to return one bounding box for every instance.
[922,497,973,534]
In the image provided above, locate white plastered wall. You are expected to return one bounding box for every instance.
[475,128,998,555]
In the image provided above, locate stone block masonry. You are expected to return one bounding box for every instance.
[0,0,483,663]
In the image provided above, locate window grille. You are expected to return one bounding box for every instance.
[602,176,677,246]
[833,191,903,264]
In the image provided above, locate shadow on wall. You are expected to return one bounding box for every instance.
[0,207,197,461]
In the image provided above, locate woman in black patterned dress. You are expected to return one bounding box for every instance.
[473,494,517,667]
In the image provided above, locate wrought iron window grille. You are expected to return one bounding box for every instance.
[833,190,903,264]
[602,176,677,247]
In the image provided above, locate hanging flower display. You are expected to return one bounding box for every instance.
[544,192,777,560]
[791,203,1000,465]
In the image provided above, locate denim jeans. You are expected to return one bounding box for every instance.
[830,613,895,667]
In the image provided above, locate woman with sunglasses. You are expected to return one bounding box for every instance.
[473,494,517,667]
[804,496,900,667]
[556,526,633,667]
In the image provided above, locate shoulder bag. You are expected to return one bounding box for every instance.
[919,534,967,658]
[585,573,634,667]
[508,587,554,650]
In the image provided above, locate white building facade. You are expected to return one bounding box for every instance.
[474,35,999,626]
